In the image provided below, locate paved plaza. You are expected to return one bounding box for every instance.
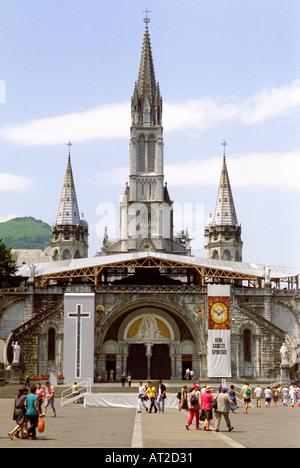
[0,390,299,450]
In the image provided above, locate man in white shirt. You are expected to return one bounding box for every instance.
[264,386,272,407]
[254,385,263,408]
[289,385,298,407]
[282,385,289,406]
[137,381,148,413]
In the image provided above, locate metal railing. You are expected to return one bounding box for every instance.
[61,379,92,407]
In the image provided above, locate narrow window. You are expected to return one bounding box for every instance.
[48,328,56,361]
[243,329,252,362]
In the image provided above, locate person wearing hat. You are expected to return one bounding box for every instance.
[214,388,235,433]
[186,384,201,430]
[200,386,214,431]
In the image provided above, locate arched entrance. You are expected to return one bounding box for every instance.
[98,301,203,380]
[150,344,171,379]
[127,344,147,379]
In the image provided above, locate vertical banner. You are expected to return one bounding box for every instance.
[64,293,95,384]
[207,285,231,378]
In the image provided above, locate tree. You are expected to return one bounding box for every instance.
[0,238,17,287]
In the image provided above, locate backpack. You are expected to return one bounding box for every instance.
[245,387,251,396]
[190,392,198,405]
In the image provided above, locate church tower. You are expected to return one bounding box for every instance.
[51,144,89,261]
[204,142,243,262]
[104,17,188,255]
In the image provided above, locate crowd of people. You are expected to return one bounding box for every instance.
[177,381,300,432]
[8,381,56,441]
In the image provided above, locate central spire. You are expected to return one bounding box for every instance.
[131,19,162,127]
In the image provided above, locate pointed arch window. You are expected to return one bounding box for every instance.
[138,137,145,172]
[148,138,155,172]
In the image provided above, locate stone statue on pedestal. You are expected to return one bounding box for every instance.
[12,341,21,364]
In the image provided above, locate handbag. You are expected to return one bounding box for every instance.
[37,418,45,433]
[200,410,206,421]
[176,391,181,400]
[211,398,218,410]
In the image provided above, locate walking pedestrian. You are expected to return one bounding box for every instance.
[186,384,201,430]
[272,385,279,406]
[254,384,263,408]
[121,372,126,387]
[229,385,238,413]
[127,374,132,387]
[240,381,252,414]
[178,385,188,411]
[43,381,56,417]
[137,381,148,413]
[156,380,166,413]
[25,374,30,388]
[200,385,214,431]
[289,385,297,407]
[8,387,28,440]
[264,386,272,407]
[214,388,235,432]
[144,381,158,413]
[282,384,289,406]
[24,384,43,439]
[36,382,45,413]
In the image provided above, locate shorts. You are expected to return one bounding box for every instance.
[244,398,251,403]
[45,397,55,408]
[203,409,213,420]
[265,398,271,403]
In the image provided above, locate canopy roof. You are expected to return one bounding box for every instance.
[17,252,299,289]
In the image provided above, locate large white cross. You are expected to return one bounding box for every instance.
[68,305,90,378]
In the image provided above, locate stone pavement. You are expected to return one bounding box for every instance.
[0,396,299,449]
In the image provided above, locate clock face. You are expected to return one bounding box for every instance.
[208,296,230,330]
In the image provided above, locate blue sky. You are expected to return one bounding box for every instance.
[0,0,299,268]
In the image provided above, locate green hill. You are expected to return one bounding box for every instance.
[0,217,52,250]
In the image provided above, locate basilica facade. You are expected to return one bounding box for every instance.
[0,20,299,384]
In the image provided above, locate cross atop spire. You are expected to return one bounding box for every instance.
[143,7,151,25]
[67,141,73,158]
[221,140,227,160]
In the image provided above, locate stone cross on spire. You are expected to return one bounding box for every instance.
[143,7,151,24]
[221,140,227,159]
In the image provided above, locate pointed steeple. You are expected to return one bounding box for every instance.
[55,149,80,226]
[131,20,162,126]
[51,143,88,261]
[204,142,243,262]
[212,144,238,226]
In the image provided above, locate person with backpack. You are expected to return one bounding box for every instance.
[186,384,201,431]
[240,382,252,414]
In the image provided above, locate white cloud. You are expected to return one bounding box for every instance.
[165,151,300,192]
[1,81,300,145]
[0,173,32,192]
[91,151,300,192]
[0,214,20,223]
[0,103,130,146]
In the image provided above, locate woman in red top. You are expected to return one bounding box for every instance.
[200,386,214,431]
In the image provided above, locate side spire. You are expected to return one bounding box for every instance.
[204,142,242,262]
[212,141,238,226]
[55,143,80,226]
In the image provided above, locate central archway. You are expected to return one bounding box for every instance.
[97,298,205,380]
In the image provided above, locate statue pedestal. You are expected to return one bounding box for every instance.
[10,363,22,384]
[280,364,291,385]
